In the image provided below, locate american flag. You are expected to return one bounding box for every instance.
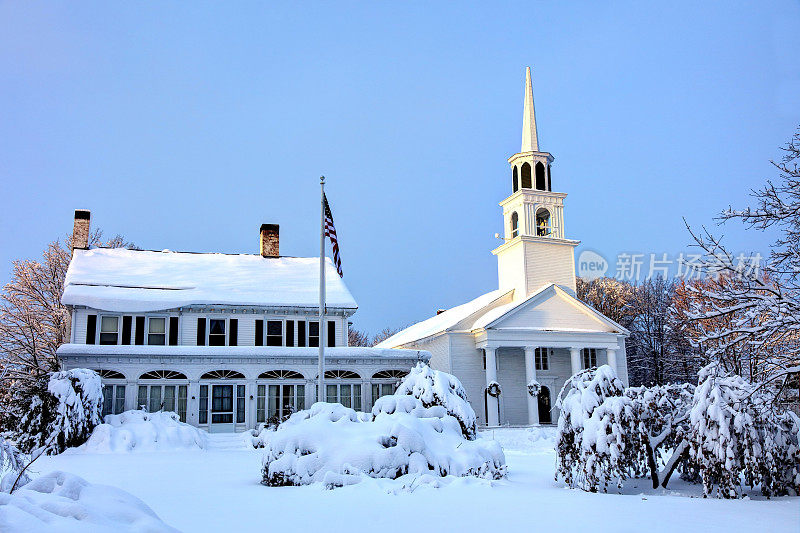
[323,193,343,277]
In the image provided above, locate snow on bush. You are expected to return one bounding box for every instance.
[16,368,103,455]
[261,397,505,488]
[0,471,178,532]
[394,362,477,440]
[0,440,28,493]
[75,410,208,453]
[555,365,638,492]
[688,363,800,498]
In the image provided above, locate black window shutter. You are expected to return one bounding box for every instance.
[86,314,97,344]
[197,318,206,346]
[297,321,306,347]
[169,317,179,345]
[327,320,336,347]
[255,319,263,346]
[229,319,238,346]
[121,316,132,345]
[285,320,294,347]
[135,316,145,345]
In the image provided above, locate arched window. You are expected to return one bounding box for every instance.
[511,212,519,238]
[537,386,552,424]
[371,369,407,380]
[96,369,125,380]
[139,370,187,380]
[546,165,552,191]
[512,166,519,193]
[259,370,304,380]
[324,370,360,379]
[520,163,532,189]
[200,369,245,380]
[535,208,550,237]
[535,162,546,190]
[323,370,361,411]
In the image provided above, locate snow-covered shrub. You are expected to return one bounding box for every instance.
[261,399,505,488]
[0,440,28,493]
[626,383,697,488]
[688,363,800,498]
[0,471,178,532]
[76,410,208,453]
[393,362,477,440]
[15,369,103,455]
[555,365,636,491]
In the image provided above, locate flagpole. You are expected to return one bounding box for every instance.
[318,176,326,403]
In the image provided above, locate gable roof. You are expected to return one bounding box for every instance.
[374,289,512,348]
[471,284,630,334]
[377,283,628,348]
[62,247,357,313]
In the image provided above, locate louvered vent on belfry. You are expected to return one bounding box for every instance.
[200,369,245,380]
[258,370,304,379]
[139,370,187,380]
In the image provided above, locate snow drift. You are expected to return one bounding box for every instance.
[74,410,208,453]
[0,471,178,532]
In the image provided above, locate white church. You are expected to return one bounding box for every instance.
[377,67,629,426]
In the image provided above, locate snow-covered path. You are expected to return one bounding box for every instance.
[34,429,799,533]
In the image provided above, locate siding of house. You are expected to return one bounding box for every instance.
[448,333,487,425]
[497,348,527,424]
[523,240,576,294]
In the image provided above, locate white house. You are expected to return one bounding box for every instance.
[57,218,427,432]
[377,68,629,426]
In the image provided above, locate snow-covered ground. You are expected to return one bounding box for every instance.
[30,428,798,533]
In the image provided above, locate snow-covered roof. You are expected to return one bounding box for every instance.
[62,248,357,313]
[375,290,512,348]
[377,284,629,349]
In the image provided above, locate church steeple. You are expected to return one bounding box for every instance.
[493,67,579,299]
[521,66,539,153]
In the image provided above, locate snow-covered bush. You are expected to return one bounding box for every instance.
[76,410,208,453]
[15,369,103,455]
[261,398,505,488]
[555,365,638,491]
[626,382,697,488]
[688,363,800,498]
[0,440,28,493]
[394,362,477,440]
[0,471,178,532]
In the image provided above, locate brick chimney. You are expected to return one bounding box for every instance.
[72,210,91,252]
[260,224,279,257]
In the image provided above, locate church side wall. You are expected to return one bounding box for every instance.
[497,348,527,425]
[448,333,487,425]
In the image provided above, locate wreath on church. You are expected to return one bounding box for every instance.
[527,379,542,397]
[486,381,502,398]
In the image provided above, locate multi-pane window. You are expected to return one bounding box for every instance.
[147,317,166,345]
[99,316,119,345]
[199,385,209,424]
[535,348,550,371]
[582,348,597,369]
[257,383,306,423]
[236,385,246,423]
[324,370,361,410]
[137,370,188,422]
[209,319,226,346]
[370,370,406,407]
[101,384,125,417]
[308,321,320,348]
[266,320,282,346]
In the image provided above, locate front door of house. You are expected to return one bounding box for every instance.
[210,384,234,433]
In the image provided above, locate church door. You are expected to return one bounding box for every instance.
[537,386,552,424]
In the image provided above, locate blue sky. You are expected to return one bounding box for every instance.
[1,2,798,335]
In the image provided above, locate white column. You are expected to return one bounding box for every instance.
[570,347,582,377]
[524,347,539,425]
[606,348,618,375]
[485,347,499,426]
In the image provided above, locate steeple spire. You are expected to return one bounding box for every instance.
[521,66,539,153]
